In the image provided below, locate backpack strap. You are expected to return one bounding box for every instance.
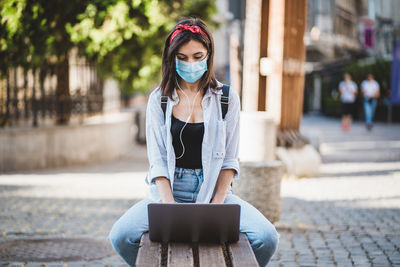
[161,95,168,122]
[221,84,230,120]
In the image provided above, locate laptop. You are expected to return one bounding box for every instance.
[148,203,241,243]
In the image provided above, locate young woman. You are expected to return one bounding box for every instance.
[339,73,358,131]
[108,17,279,267]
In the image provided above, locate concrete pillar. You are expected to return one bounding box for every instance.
[265,0,285,124]
[242,0,262,111]
[239,111,277,162]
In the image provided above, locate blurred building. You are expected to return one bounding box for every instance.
[305,0,400,115]
[367,0,400,57]
[305,0,365,63]
[212,0,245,93]
[306,0,400,64]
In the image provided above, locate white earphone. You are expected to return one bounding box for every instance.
[175,78,201,159]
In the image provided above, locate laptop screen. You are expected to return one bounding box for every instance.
[148,203,240,243]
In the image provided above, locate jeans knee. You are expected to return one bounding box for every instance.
[257,229,279,253]
[108,226,142,267]
[108,225,140,251]
[108,226,124,253]
[250,228,279,266]
[266,229,279,253]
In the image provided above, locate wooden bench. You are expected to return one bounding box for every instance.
[136,233,260,267]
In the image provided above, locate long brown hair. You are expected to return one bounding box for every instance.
[160,17,219,98]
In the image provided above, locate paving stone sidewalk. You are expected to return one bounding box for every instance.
[1,115,399,267]
[269,116,400,267]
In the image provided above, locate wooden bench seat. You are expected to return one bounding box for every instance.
[136,233,259,267]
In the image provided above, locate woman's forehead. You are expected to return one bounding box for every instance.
[177,40,207,55]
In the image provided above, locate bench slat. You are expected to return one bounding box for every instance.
[136,233,162,267]
[229,233,259,267]
[198,243,226,267]
[168,243,194,267]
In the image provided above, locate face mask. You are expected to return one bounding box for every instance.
[175,57,208,83]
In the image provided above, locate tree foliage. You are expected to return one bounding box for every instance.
[68,0,218,95]
[1,0,87,71]
[1,0,218,95]
[344,58,392,92]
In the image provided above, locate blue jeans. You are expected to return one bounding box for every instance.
[363,98,377,124]
[108,167,279,266]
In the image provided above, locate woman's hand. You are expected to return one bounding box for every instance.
[154,177,175,203]
[211,193,226,204]
[211,169,234,204]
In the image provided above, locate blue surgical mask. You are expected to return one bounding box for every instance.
[175,57,208,83]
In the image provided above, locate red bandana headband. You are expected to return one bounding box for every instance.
[169,24,209,45]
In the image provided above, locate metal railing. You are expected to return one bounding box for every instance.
[0,61,104,128]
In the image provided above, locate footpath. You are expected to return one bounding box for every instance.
[270,115,400,267]
[0,115,399,267]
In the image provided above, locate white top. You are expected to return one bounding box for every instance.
[145,80,241,203]
[339,81,357,103]
[361,80,379,98]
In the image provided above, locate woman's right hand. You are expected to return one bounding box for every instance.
[154,177,175,203]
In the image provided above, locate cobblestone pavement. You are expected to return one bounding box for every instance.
[1,115,400,266]
[269,116,400,267]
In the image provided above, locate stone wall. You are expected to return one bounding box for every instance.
[0,113,135,172]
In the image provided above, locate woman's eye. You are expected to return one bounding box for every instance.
[195,57,202,60]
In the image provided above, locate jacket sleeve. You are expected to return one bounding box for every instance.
[145,89,169,184]
[221,88,241,179]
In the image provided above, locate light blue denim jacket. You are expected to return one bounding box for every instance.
[145,80,241,203]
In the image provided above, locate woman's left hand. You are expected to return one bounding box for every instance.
[211,169,234,204]
[211,193,226,204]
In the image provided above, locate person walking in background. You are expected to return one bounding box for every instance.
[339,73,358,131]
[361,74,380,131]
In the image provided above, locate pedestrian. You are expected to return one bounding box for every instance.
[108,17,279,267]
[339,73,358,131]
[361,73,380,130]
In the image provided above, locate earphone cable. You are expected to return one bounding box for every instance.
[175,79,201,159]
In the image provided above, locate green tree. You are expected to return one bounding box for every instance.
[1,0,217,125]
[67,0,218,96]
[1,0,87,124]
